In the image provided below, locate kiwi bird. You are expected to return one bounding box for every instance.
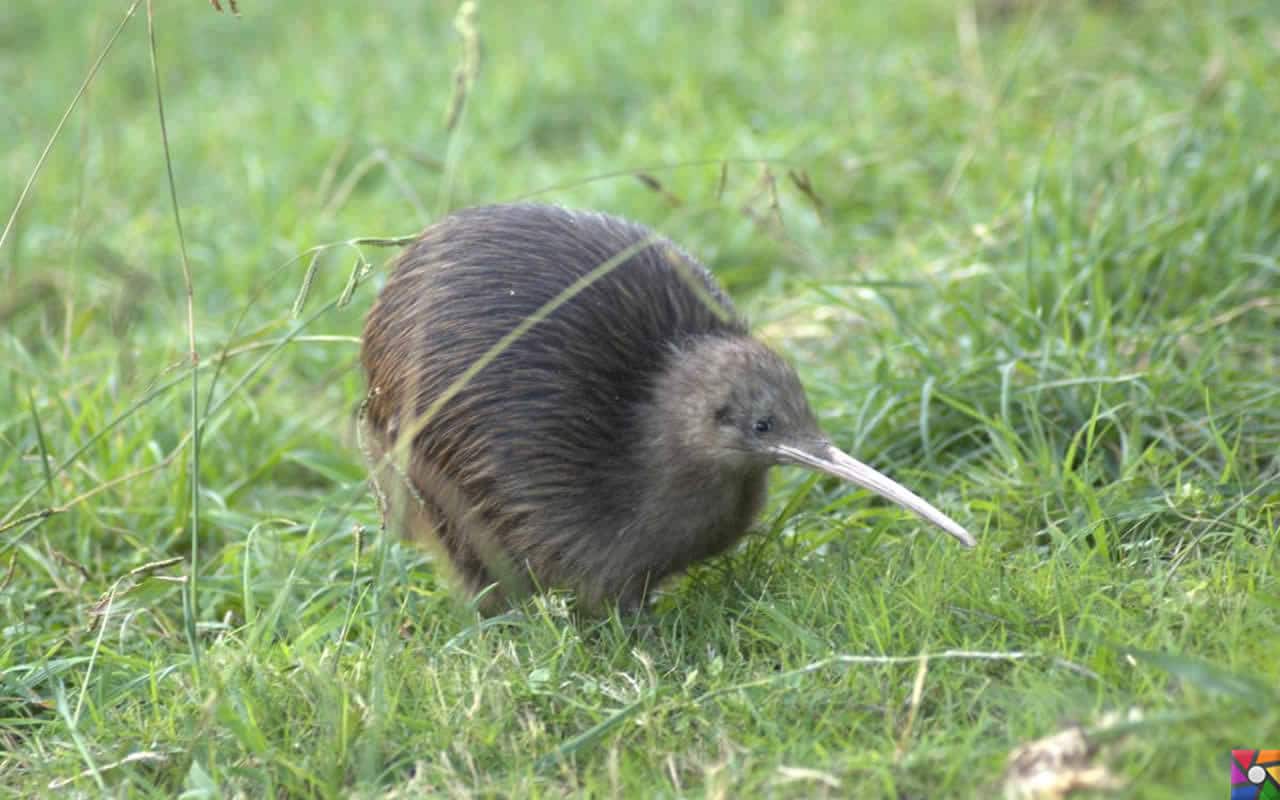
[360,203,974,613]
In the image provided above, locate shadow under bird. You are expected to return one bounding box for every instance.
[360,203,975,613]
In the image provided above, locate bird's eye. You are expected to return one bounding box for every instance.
[752,417,774,434]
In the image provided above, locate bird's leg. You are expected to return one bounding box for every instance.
[467,579,509,617]
[616,574,655,617]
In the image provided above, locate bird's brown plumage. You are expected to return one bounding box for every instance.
[360,203,973,613]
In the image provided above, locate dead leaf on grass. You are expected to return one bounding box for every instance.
[1001,709,1143,800]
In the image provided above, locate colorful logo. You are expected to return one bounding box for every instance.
[1233,750,1280,800]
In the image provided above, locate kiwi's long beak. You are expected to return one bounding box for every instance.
[772,441,976,548]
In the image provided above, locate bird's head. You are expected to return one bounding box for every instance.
[656,335,975,548]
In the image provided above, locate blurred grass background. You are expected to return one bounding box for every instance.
[2,0,1278,796]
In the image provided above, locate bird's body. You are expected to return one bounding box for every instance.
[361,203,973,613]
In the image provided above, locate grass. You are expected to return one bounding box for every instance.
[2,0,1278,796]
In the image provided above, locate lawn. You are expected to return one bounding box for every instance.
[2,1,1278,797]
